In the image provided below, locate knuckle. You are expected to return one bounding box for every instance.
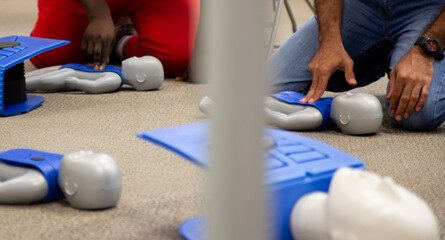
[397,72,408,80]
[320,66,330,73]
[400,95,410,102]
[308,64,314,71]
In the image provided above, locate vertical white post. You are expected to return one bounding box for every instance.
[203,0,267,239]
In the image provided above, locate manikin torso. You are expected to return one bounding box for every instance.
[25,56,164,93]
[200,92,383,135]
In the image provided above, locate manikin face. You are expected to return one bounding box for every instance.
[121,56,164,91]
[290,168,440,240]
[330,92,383,135]
[58,151,122,210]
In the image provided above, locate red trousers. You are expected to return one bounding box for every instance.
[30,0,200,77]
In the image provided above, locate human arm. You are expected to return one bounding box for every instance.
[80,0,115,70]
[387,7,445,121]
[300,0,356,104]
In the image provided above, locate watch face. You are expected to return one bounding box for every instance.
[426,39,439,52]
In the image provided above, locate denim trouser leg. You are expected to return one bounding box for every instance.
[386,61,445,130]
[385,2,445,130]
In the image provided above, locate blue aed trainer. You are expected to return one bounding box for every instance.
[0,35,68,117]
[137,122,366,239]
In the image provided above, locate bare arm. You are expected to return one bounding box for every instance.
[423,8,445,45]
[315,0,342,43]
[80,0,115,70]
[300,0,356,103]
[388,7,445,121]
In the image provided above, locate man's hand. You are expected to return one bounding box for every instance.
[301,40,357,103]
[82,17,115,70]
[387,46,434,121]
[80,0,115,70]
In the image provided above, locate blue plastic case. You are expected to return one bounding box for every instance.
[0,149,65,202]
[137,122,366,239]
[0,35,69,116]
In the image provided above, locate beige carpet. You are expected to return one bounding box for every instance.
[0,1,444,239]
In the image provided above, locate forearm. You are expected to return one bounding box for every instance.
[423,7,445,47]
[314,0,344,44]
[79,0,112,22]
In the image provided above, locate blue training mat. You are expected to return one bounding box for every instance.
[0,149,65,202]
[271,91,333,130]
[137,122,366,240]
[0,35,69,116]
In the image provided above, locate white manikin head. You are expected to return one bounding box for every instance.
[58,151,122,210]
[122,56,164,90]
[330,92,383,135]
[290,167,440,240]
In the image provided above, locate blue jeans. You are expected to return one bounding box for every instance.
[268,0,445,130]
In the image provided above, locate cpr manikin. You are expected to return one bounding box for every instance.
[264,92,383,134]
[290,167,440,240]
[199,92,383,134]
[25,56,164,93]
[0,151,122,210]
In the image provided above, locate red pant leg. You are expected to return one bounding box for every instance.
[30,0,90,68]
[125,0,200,77]
[30,0,128,68]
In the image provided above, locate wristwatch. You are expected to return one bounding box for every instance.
[414,37,444,61]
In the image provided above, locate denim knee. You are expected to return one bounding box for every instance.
[387,101,442,131]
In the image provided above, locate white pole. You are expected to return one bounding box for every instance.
[203,0,267,239]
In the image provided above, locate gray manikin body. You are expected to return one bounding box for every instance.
[199,95,324,131]
[200,92,383,135]
[25,56,164,93]
[264,92,383,135]
[0,151,122,210]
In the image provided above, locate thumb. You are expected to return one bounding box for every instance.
[343,59,357,86]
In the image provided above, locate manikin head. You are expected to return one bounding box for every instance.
[290,167,440,240]
[58,151,122,210]
[122,56,164,91]
[330,92,383,135]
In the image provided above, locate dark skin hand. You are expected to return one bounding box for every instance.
[387,7,445,121]
[300,0,356,104]
[80,0,115,70]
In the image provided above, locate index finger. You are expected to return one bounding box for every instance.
[388,75,404,117]
[100,38,114,69]
[308,72,329,103]
[301,71,319,103]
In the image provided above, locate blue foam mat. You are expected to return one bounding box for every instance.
[137,122,366,239]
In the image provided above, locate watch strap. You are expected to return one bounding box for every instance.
[415,37,444,61]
